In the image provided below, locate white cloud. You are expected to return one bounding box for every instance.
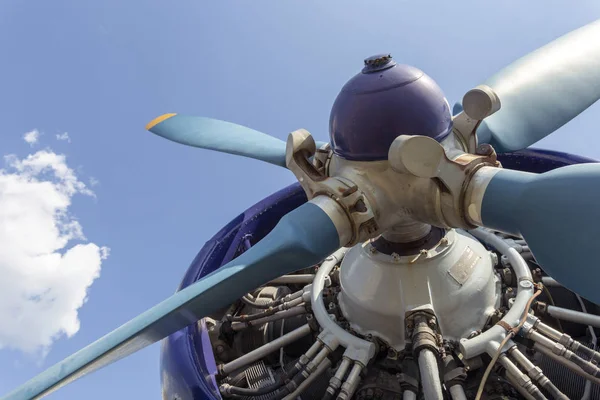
[23,130,40,146]
[89,177,100,187]
[0,148,108,356]
[56,132,71,143]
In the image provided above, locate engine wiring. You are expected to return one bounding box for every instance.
[474,282,543,400]
[211,229,600,400]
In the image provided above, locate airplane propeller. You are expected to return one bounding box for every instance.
[478,163,600,304]
[386,131,600,305]
[146,114,327,168]
[4,17,600,400]
[456,19,600,152]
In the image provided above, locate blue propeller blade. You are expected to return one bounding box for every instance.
[146,114,327,167]
[455,18,600,153]
[146,114,288,167]
[480,163,600,304]
[2,200,345,400]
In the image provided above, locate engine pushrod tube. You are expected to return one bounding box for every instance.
[533,319,564,342]
[231,306,307,331]
[533,343,600,385]
[220,324,312,375]
[282,358,332,400]
[541,277,561,287]
[403,390,417,400]
[577,293,598,400]
[418,350,443,400]
[337,362,363,400]
[269,274,316,284]
[499,355,547,400]
[534,320,600,364]
[528,330,600,378]
[508,346,568,400]
[546,305,600,329]
[448,385,467,400]
[242,286,307,309]
[505,370,537,400]
[325,357,351,398]
[233,297,305,322]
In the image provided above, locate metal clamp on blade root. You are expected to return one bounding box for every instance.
[285,129,378,246]
[388,134,501,229]
[452,84,501,154]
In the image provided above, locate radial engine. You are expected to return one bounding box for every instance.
[205,56,600,400]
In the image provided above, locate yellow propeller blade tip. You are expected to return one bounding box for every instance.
[145,113,177,131]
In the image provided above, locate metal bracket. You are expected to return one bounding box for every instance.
[285,129,379,246]
[388,134,500,229]
[452,85,501,154]
[312,142,333,177]
[406,312,441,356]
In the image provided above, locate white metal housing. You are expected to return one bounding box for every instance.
[338,229,501,350]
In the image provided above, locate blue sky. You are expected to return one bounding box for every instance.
[0,1,599,399]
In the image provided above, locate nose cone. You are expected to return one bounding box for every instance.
[329,55,452,161]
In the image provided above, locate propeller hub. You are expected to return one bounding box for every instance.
[329,56,453,161]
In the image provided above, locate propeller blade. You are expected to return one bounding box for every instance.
[2,198,349,400]
[456,19,600,153]
[146,114,328,167]
[476,163,600,303]
[452,102,463,117]
[146,114,289,167]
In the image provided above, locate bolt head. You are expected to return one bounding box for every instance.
[476,143,494,156]
[489,252,499,266]
[520,280,533,289]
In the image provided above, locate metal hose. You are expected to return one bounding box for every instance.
[220,324,312,375]
[418,350,443,400]
[462,228,535,358]
[448,384,468,400]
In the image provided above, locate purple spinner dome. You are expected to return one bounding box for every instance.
[329,54,453,161]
